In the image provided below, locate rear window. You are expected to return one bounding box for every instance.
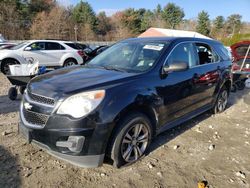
[45,42,65,50]
[65,43,87,50]
[65,43,80,49]
[214,44,231,61]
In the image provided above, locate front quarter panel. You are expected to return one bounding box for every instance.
[97,75,162,130]
[0,50,25,64]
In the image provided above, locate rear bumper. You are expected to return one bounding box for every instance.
[19,121,105,168]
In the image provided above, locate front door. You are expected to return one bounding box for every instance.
[22,42,50,66]
[157,42,212,125]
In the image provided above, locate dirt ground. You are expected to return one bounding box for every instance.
[0,72,250,188]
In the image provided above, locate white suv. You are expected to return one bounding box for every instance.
[0,40,84,74]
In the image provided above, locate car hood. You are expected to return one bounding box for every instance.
[0,49,20,60]
[28,66,137,99]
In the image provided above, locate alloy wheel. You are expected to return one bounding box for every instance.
[65,61,76,67]
[121,123,149,163]
[217,90,228,112]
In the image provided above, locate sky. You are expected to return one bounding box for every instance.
[58,0,250,22]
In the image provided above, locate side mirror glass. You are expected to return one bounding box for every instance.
[163,61,188,73]
[24,46,32,51]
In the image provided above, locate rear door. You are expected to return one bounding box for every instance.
[192,42,221,106]
[44,42,66,66]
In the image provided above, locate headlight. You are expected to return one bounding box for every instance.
[57,90,105,118]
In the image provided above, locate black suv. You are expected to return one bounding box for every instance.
[19,37,232,168]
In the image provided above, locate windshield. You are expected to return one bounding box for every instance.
[87,41,168,73]
[11,41,29,50]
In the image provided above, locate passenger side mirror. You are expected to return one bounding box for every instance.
[162,61,188,73]
[24,47,32,51]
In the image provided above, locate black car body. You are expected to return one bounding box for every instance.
[19,37,232,168]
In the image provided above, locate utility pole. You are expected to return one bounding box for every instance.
[74,25,78,41]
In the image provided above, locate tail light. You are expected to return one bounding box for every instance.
[77,50,85,57]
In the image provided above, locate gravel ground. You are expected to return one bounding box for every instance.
[0,72,250,188]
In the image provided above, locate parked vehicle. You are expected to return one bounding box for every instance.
[230,41,250,91]
[0,43,16,50]
[19,37,232,168]
[231,41,250,72]
[0,40,84,74]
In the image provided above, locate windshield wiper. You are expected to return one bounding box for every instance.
[101,65,127,73]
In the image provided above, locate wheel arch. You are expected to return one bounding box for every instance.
[104,102,158,161]
[1,57,21,73]
[113,103,158,136]
[223,79,232,94]
[63,57,78,66]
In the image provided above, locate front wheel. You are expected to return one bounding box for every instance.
[109,113,153,168]
[1,59,19,75]
[212,87,229,114]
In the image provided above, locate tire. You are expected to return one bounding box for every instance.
[109,112,153,168]
[1,59,19,75]
[236,81,245,90]
[212,86,229,114]
[8,87,18,100]
[63,59,77,67]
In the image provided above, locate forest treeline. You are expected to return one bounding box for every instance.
[0,0,249,45]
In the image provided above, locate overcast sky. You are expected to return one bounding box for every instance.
[57,0,250,22]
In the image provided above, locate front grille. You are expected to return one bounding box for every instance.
[22,108,49,127]
[28,91,55,106]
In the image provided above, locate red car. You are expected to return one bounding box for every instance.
[231,41,250,72]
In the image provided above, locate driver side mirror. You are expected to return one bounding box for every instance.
[162,61,188,73]
[24,47,32,51]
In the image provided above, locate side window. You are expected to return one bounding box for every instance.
[29,42,45,50]
[214,44,231,61]
[195,43,220,65]
[45,42,65,50]
[167,43,196,67]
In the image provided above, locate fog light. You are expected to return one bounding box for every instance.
[56,136,85,153]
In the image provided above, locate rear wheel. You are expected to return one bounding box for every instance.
[63,59,77,67]
[212,87,229,114]
[109,113,153,168]
[1,59,19,75]
[236,81,245,90]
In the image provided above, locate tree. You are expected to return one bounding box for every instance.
[225,14,242,35]
[152,4,165,28]
[0,0,21,39]
[72,1,96,27]
[211,16,225,38]
[110,11,134,40]
[71,1,97,40]
[120,8,143,34]
[161,3,185,29]
[28,0,55,17]
[30,6,71,40]
[196,11,210,36]
[140,10,154,31]
[214,16,225,31]
[96,12,112,39]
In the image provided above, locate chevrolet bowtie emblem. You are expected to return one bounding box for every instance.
[24,102,32,110]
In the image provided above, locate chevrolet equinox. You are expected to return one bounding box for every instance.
[19,37,232,168]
